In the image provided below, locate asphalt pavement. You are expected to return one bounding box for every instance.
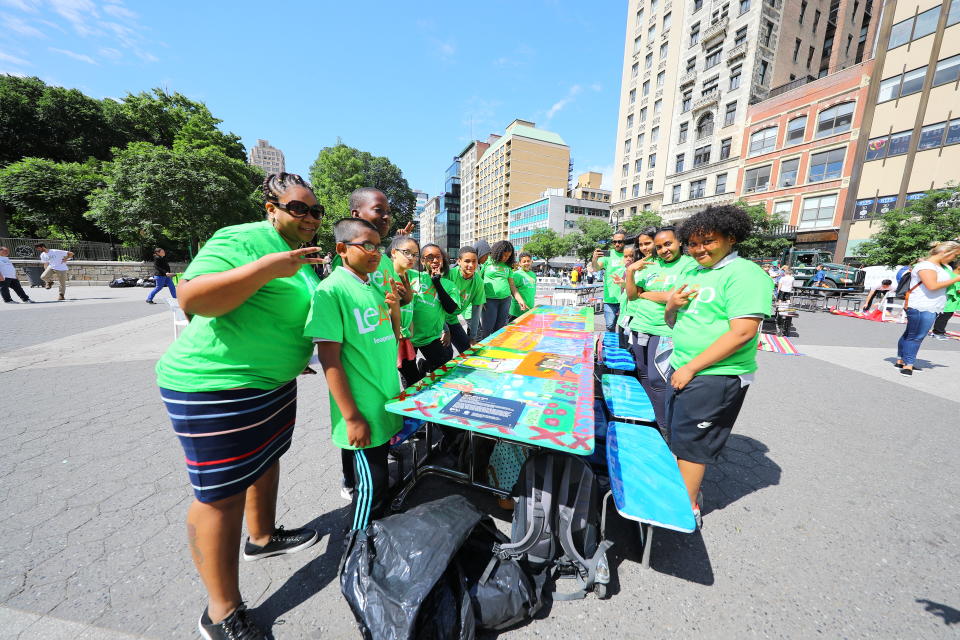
[1,287,958,639]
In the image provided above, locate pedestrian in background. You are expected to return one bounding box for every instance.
[0,247,33,303]
[145,248,177,304]
[35,243,72,300]
[931,259,959,340]
[895,241,960,375]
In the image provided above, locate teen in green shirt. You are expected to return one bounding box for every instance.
[308,218,403,531]
[624,227,697,433]
[509,252,537,318]
[158,173,324,638]
[592,230,627,331]
[480,240,527,338]
[447,246,484,353]
[663,205,773,528]
[407,243,459,386]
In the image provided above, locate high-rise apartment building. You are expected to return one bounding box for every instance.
[473,120,570,243]
[436,159,462,257]
[412,190,429,242]
[509,187,611,266]
[420,196,440,247]
[456,140,491,247]
[611,0,876,223]
[248,139,285,175]
[839,0,960,258]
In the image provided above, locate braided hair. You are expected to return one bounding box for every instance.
[262,172,312,203]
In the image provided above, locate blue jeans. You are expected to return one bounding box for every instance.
[897,307,937,366]
[468,304,483,341]
[480,297,512,339]
[147,275,177,302]
[603,303,620,332]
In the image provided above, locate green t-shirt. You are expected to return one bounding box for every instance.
[447,266,485,323]
[332,252,398,297]
[483,262,513,299]
[156,220,320,392]
[599,251,625,303]
[943,266,959,313]
[409,270,458,347]
[303,267,401,449]
[670,254,773,376]
[510,269,537,316]
[629,255,697,337]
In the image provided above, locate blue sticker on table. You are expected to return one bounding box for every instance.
[441,392,525,428]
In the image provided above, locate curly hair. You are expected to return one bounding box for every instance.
[678,205,752,244]
[262,172,311,203]
[489,240,516,267]
[420,243,450,276]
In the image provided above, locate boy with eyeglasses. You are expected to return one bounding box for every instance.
[305,218,402,531]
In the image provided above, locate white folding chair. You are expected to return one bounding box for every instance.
[165,298,190,339]
[880,292,906,323]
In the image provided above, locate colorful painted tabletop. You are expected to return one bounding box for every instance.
[384,305,596,454]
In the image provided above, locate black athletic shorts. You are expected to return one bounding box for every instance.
[665,373,749,464]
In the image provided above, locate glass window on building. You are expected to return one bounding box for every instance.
[715,173,728,194]
[865,136,888,161]
[950,0,960,26]
[800,194,837,229]
[705,45,723,68]
[633,183,641,197]
[679,122,689,143]
[787,116,807,144]
[624,139,632,153]
[651,126,660,142]
[900,66,928,97]
[720,137,732,159]
[635,158,643,172]
[676,153,686,172]
[744,165,772,192]
[695,0,704,11]
[887,131,911,156]
[622,163,630,177]
[724,101,737,126]
[654,99,663,114]
[691,22,701,46]
[807,148,844,182]
[657,71,666,88]
[918,122,947,150]
[913,6,940,40]
[620,187,627,199]
[946,119,960,145]
[889,17,913,49]
[773,200,793,222]
[646,52,654,69]
[649,153,657,168]
[739,0,751,14]
[749,127,778,156]
[697,112,715,139]
[632,62,639,78]
[646,180,654,193]
[640,107,648,121]
[682,93,692,112]
[934,55,960,87]
[660,42,669,59]
[690,179,707,198]
[694,145,711,167]
[878,76,901,102]
[664,11,672,30]
[779,157,800,187]
[816,102,854,138]
[634,36,643,54]
[730,66,742,90]
[673,184,682,202]
[687,57,696,73]
[735,26,748,47]
[643,80,651,96]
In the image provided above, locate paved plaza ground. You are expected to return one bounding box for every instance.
[1,286,959,639]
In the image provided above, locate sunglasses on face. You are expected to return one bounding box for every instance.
[344,241,382,253]
[274,200,325,220]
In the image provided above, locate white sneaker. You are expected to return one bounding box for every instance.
[933,334,949,341]
[340,479,354,501]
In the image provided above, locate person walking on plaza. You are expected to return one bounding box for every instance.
[930,258,959,340]
[895,241,960,375]
[0,247,33,303]
[664,205,773,528]
[35,243,72,300]
[777,266,796,301]
[145,248,177,304]
[592,230,627,331]
[155,173,324,640]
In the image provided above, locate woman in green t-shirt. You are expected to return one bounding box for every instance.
[480,240,527,339]
[407,243,460,385]
[155,173,324,638]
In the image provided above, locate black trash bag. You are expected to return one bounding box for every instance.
[339,494,482,640]
[458,518,548,631]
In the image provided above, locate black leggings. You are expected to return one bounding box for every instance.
[447,322,471,354]
[932,311,953,335]
[400,337,453,388]
[344,442,390,530]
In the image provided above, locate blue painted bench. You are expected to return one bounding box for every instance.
[600,374,656,424]
[598,332,636,372]
[603,421,697,567]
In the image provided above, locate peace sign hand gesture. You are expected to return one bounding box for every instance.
[397,221,416,236]
[667,284,698,311]
[627,257,653,273]
[385,278,402,311]
[258,247,324,280]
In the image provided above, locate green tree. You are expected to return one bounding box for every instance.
[858,189,960,266]
[734,200,793,259]
[565,218,614,263]
[309,142,415,241]
[522,228,570,266]
[87,142,263,251]
[620,210,663,236]
[0,157,105,239]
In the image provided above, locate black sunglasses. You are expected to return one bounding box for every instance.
[274,200,325,220]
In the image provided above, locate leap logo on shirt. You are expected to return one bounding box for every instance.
[353,302,391,334]
[684,285,716,314]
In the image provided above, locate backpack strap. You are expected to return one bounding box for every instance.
[495,455,554,563]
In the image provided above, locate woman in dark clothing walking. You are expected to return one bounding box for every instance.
[146,247,177,303]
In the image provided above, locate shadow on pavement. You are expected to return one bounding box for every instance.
[703,434,781,514]
[254,506,351,634]
[916,598,960,625]
[882,356,949,371]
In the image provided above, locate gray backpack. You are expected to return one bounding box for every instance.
[493,451,613,600]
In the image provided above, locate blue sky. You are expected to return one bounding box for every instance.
[0,0,625,197]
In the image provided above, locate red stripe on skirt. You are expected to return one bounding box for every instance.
[185,418,295,467]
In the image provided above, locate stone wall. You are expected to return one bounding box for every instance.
[9,260,189,286]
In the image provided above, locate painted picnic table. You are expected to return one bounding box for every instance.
[385,305,596,456]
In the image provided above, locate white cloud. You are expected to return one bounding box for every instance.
[48,0,100,35]
[102,2,134,19]
[49,46,96,64]
[0,49,30,65]
[0,0,40,12]
[437,40,455,59]
[97,46,120,59]
[545,84,583,121]
[0,68,26,76]
[1,13,45,37]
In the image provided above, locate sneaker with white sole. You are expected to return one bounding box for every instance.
[242,526,318,561]
[198,603,265,640]
[340,478,354,501]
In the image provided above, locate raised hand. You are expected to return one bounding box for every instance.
[667,283,698,310]
[627,257,653,273]
[258,247,323,280]
[385,278,401,310]
[397,221,416,236]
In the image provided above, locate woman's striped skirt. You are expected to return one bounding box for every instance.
[160,380,298,503]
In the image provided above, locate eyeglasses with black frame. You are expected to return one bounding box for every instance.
[344,241,382,253]
[272,200,325,220]
[398,248,420,260]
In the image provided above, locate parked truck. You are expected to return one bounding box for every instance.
[753,248,866,291]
